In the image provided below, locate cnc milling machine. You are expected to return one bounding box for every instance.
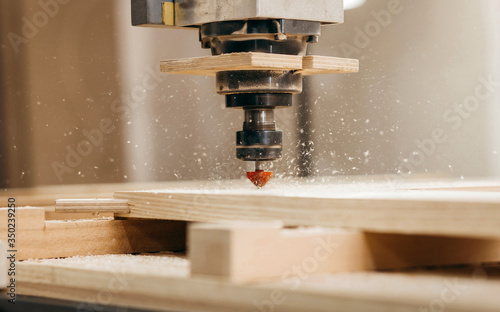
[131,0,350,186]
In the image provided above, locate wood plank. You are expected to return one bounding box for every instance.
[114,179,500,239]
[55,198,130,214]
[190,221,500,282]
[0,207,186,260]
[300,55,359,75]
[45,208,113,221]
[16,254,500,312]
[160,52,303,76]
[2,176,495,208]
[0,207,45,230]
[160,53,359,76]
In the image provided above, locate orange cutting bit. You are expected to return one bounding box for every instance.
[246,170,273,188]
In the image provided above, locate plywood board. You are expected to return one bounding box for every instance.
[16,254,500,312]
[160,52,302,76]
[114,178,500,238]
[0,207,186,260]
[189,221,500,282]
[3,176,492,208]
[300,55,359,75]
[55,198,130,214]
[160,52,359,76]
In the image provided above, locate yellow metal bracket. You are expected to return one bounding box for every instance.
[162,1,175,26]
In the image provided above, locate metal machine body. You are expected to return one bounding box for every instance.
[132,0,344,27]
[131,0,345,186]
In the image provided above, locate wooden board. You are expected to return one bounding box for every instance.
[114,178,500,238]
[0,207,186,260]
[160,52,302,76]
[2,175,489,208]
[189,221,500,282]
[55,198,130,214]
[159,52,359,76]
[300,55,359,75]
[16,253,500,312]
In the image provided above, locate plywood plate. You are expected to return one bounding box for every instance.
[301,55,360,75]
[16,254,500,312]
[160,52,302,76]
[160,52,359,76]
[114,177,500,239]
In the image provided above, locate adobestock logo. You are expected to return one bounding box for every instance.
[336,0,404,57]
[397,75,500,175]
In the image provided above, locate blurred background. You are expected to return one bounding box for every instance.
[0,0,499,188]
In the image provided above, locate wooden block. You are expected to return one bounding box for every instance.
[114,179,500,239]
[160,52,303,76]
[190,222,354,282]
[0,207,45,230]
[0,207,186,260]
[300,55,359,75]
[190,221,500,282]
[16,254,500,312]
[55,198,130,214]
[0,241,6,289]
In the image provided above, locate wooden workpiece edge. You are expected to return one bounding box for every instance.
[300,55,360,75]
[55,198,130,214]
